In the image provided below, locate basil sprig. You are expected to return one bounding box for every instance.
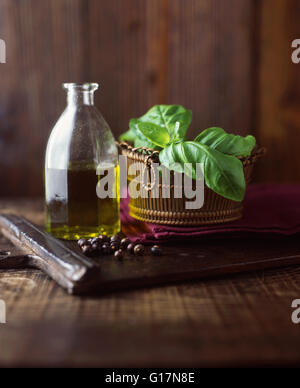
[120,105,192,149]
[120,105,256,202]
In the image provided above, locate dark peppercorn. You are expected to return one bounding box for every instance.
[110,242,120,252]
[121,237,131,249]
[110,235,121,244]
[114,250,124,260]
[134,244,145,256]
[81,241,92,249]
[91,243,102,254]
[127,243,135,254]
[78,238,88,248]
[91,237,101,245]
[82,244,94,257]
[102,243,112,255]
[98,234,109,243]
[151,245,162,256]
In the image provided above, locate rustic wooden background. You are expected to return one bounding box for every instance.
[0,0,299,197]
[2,199,300,367]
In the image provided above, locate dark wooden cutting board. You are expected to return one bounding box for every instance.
[73,236,300,291]
[73,237,300,294]
[1,214,300,295]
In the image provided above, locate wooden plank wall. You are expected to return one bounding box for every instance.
[167,0,254,134]
[0,0,297,197]
[256,0,300,183]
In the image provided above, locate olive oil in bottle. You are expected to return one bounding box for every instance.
[45,83,120,240]
[45,163,120,240]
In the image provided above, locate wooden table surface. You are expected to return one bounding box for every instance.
[0,199,300,368]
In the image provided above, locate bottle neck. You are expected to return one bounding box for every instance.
[67,90,94,106]
[63,83,99,107]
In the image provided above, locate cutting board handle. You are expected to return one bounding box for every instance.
[0,214,101,294]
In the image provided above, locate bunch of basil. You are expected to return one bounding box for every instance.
[120,105,256,202]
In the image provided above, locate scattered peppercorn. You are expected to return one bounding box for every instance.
[98,234,109,243]
[79,237,164,259]
[91,243,102,254]
[110,235,121,244]
[151,245,162,256]
[91,237,101,245]
[102,243,112,255]
[114,250,124,260]
[121,237,131,249]
[78,238,88,248]
[127,243,135,254]
[82,244,94,257]
[134,244,145,256]
[110,243,120,252]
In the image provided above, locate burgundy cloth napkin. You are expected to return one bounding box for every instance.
[120,184,300,244]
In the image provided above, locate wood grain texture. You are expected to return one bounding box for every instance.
[1,0,299,192]
[0,0,89,197]
[1,200,300,367]
[0,0,257,197]
[0,214,103,295]
[1,210,300,296]
[256,0,300,183]
[167,0,255,137]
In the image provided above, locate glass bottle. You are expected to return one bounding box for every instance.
[45,83,120,240]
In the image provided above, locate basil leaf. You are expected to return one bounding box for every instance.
[159,141,246,202]
[195,127,256,157]
[137,105,192,141]
[137,122,170,148]
[120,105,192,148]
[129,119,157,149]
[119,128,136,143]
[120,119,161,150]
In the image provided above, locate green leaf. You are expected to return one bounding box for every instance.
[159,141,246,202]
[129,119,161,149]
[120,105,192,149]
[139,105,192,141]
[119,125,153,147]
[137,122,170,148]
[119,128,136,143]
[119,119,161,149]
[195,127,256,157]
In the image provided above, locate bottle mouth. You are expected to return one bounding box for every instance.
[63,83,99,92]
